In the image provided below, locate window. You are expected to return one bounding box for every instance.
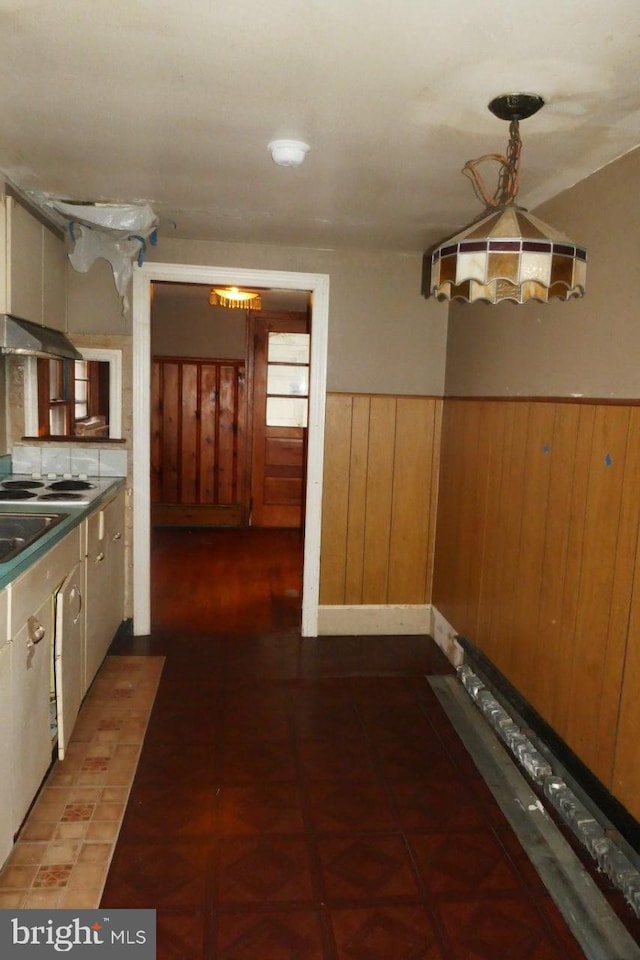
[25,348,122,440]
[265,332,310,428]
[36,358,110,437]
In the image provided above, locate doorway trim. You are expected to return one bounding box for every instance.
[132,262,329,637]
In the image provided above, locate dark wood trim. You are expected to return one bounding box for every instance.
[457,634,640,854]
[443,395,640,405]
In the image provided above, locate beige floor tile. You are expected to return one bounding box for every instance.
[19,821,58,842]
[85,821,120,842]
[0,891,26,907]
[0,864,39,889]
[23,889,65,908]
[54,822,90,841]
[92,801,125,821]
[78,843,113,863]
[59,886,103,908]
[66,862,107,890]
[7,843,48,866]
[42,842,82,865]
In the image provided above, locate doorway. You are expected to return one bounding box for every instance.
[132,262,330,637]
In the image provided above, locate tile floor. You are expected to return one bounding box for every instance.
[95,632,638,960]
[0,655,163,908]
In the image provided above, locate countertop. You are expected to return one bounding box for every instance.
[0,477,126,591]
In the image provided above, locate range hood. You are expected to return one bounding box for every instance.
[0,316,82,360]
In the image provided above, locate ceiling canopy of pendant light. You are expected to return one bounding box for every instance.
[426,94,587,305]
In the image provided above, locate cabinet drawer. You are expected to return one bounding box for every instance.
[87,492,124,556]
[10,525,82,634]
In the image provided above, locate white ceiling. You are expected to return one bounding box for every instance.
[1,0,640,253]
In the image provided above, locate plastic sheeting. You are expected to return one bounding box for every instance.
[47,201,158,313]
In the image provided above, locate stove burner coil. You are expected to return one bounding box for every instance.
[1,480,45,490]
[0,490,37,500]
[47,480,95,491]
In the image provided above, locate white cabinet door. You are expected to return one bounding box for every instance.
[10,594,54,834]
[0,196,68,328]
[42,224,67,331]
[0,585,13,868]
[84,491,125,693]
[55,561,84,759]
[6,198,43,325]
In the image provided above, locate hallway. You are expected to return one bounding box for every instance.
[90,529,615,958]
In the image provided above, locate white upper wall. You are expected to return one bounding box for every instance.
[67,238,448,397]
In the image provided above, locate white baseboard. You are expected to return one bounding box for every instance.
[429,605,465,666]
[317,604,431,636]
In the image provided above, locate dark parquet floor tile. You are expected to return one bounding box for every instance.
[155,910,210,960]
[119,782,218,841]
[216,837,315,905]
[215,909,326,960]
[101,841,214,910]
[306,780,397,834]
[329,905,444,960]
[437,895,577,960]
[217,782,306,835]
[221,739,297,784]
[391,778,488,833]
[316,835,421,903]
[407,831,525,896]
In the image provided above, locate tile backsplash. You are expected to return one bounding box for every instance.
[10,445,128,478]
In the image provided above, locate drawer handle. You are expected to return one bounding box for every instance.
[71,584,83,624]
[112,532,122,541]
[95,551,105,563]
[27,616,45,647]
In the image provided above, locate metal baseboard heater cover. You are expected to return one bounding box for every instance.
[0,315,82,360]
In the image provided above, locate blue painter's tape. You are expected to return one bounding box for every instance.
[543,444,550,455]
[605,453,612,467]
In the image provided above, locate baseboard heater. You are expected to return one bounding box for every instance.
[455,635,640,920]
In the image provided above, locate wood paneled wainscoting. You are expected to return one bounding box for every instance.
[319,393,441,634]
[432,397,640,822]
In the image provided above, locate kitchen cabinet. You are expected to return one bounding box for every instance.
[84,489,125,693]
[0,588,12,868]
[0,195,67,331]
[9,525,82,833]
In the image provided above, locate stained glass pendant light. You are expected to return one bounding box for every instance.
[428,94,587,304]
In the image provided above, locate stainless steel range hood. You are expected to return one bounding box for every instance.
[0,315,82,360]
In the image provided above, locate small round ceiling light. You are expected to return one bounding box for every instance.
[268,139,310,167]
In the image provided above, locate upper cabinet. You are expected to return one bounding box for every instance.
[0,195,68,331]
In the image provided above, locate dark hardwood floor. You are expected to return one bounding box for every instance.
[150,525,304,634]
[102,526,602,958]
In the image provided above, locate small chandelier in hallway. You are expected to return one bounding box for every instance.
[209,286,262,310]
[427,93,587,305]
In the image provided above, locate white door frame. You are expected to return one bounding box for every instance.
[131,262,330,637]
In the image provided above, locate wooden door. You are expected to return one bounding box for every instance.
[151,356,248,525]
[250,312,310,528]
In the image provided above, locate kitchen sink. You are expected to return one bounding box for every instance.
[0,513,67,563]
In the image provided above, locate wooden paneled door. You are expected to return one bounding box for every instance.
[249,311,310,528]
[151,356,248,525]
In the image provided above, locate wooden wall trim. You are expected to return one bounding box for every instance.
[444,395,640,406]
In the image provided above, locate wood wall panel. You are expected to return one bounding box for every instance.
[434,397,640,819]
[320,394,441,607]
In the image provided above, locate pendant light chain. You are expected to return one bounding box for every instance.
[462,118,522,210]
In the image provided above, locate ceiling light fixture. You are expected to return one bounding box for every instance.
[268,139,310,167]
[209,287,262,310]
[427,94,587,304]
